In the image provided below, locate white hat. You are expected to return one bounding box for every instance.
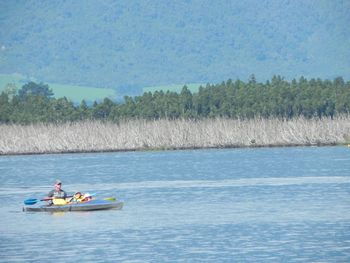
[84,193,91,198]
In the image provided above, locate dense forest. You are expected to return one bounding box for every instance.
[0,75,349,124]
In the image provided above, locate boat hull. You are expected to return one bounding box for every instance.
[23,199,123,212]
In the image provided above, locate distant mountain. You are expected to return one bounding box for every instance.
[0,0,349,96]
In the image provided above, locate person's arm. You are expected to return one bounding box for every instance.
[45,190,54,200]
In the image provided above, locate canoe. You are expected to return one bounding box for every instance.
[23,199,123,212]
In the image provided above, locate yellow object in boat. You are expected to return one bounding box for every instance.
[52,198,68,205]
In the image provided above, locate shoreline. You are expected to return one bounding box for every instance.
[1,117,349,156]
[0,142,345,157]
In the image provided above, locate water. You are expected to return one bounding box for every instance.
[0,146,350,262]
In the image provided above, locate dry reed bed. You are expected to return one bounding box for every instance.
[0,116,350,155]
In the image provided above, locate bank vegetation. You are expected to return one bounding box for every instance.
[1,76,350,154]
[1,116,349,155]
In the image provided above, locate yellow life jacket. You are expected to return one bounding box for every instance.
[69,194,84,203]
[52,198,68,205]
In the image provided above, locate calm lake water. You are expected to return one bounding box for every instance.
[0,146,350,262]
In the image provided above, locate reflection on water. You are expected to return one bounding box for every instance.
[0,147,350,262]
[50,211,67,217]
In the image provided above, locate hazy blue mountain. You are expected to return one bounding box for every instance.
[0,0,349,96]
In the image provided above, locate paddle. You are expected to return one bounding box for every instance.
[24,198,51,205]
[104,197,116,201]
[24,196,74,205]
[24,194,114,205]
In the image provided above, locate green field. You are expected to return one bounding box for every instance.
[1,73,206,102]
[0,73,117,102]
[143,83,206,94]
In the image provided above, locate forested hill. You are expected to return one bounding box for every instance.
[0,1,349,94]
[0,76,349,124]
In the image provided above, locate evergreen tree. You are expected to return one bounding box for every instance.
[2,76,350,124]
[0,92,11,123]
[180,86,194,118]
[18,82,54,100]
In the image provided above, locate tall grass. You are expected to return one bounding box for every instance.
[1,116,350,155]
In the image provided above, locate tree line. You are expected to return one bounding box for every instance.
[0,75,349,124]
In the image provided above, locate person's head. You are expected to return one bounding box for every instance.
[83,193,92,201]
[74,192,82,198]
[54,180,62,190]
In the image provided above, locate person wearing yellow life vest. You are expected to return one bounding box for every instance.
[69,192,84,203]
